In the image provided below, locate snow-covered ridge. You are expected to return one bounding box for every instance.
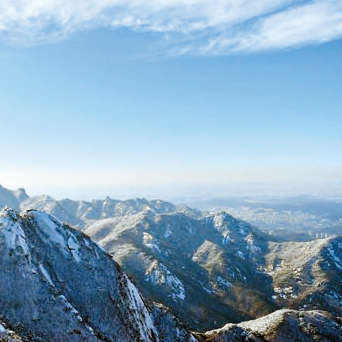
[0,207,30,256]
[2,186,342,334]
[145,261,186,301]
[0,207,197,342]
[17,192,199,230]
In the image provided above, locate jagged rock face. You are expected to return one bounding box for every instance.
[0,208,196,342]
[198,309,342,342]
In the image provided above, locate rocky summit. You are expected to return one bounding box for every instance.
[197,309,342,342]
[0,207,195,342]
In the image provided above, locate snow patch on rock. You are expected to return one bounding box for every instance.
[217,276,232,290]
[145,261,186,301]
[125,276,159,342]
[164,224,172,238]
[68,236,81,263]
[327,246,342,270]
[39,264,54,286]
[29,211,67,248]
[0,216,29,256]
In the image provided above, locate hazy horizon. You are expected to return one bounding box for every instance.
[2,181,342,203]
[1,0,341,202]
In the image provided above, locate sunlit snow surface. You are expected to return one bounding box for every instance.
[145,261,186,301]
[327,245,342,270]
[126,276,159,341]
[0,207,198,342]
[0,209,29,256]
[28,211,83,263]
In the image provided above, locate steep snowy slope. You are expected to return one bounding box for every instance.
[0,207,196,342]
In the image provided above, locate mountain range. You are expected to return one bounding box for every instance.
[1,185,342,341]
[0,207,196,341]
[1,207,342,342]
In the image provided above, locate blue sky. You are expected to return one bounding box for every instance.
[0,0,341,199]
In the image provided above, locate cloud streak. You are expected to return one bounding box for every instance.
[0,0,341,54]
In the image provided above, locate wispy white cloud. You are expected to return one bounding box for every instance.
[0,0,341,54]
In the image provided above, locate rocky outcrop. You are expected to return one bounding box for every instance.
[0,320,23,342]
[0,207,196,342]
[265,237,342,316]
[198,309,342,342]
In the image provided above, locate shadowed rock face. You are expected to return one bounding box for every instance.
[197,309,342,342]
[0,208,196,342]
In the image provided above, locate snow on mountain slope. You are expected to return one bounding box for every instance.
[85,209,342,331]
[19,194,200,229]
[85,210,276,331]
[198,309,342,342]
[0,185,28,210]
[0,320,23,342]
[0,207,196,342]
[2,186,342,334]
[265,236,342,316]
